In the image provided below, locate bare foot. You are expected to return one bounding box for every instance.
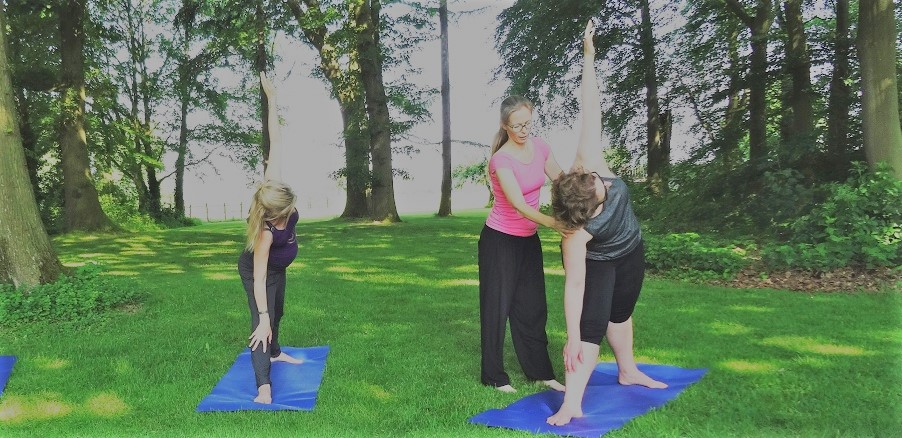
[619,370,668,388]
[271,352,304,364]
[254,384,272,404]
[546,404,583,426]
[496,384,517,393]
[542,379,565,392]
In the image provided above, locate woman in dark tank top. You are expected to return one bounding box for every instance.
[545,22,668,427]
[236,73,304,405]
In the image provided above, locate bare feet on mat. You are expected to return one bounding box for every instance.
[547,404,583,426]
[496,384,517,393]
[542,379,565,392]
[619,370,668,388]
[270,352,304,364]
[254,384,272,404]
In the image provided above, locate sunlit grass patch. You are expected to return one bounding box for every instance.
[720,359,779,374]
[33,357,70,370]
[203,272,236,281]
[727,304,774,313]
[84,393,129,417]
[761,336,872,356]
[0,394,74,424]
[708,321,754,336]
[438,278,479,287]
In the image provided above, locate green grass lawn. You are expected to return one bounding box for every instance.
[1,210,900,437]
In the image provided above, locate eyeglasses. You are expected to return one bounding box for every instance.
[507,121,532,132]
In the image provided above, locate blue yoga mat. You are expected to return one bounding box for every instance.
[196,345,329,412]
[0,356,15,399]
[469,363,707,437]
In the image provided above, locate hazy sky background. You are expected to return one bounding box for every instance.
[167,1,694,220]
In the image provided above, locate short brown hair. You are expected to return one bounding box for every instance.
[551,171,599,229]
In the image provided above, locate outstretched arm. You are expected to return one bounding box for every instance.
[260,72,283,181]
[496,167,570,236]
[571,21,614,177]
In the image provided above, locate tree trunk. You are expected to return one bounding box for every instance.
[0,6,66,287]
[719,24,745,167]
[725,0,774,165]
[661,108,673,173]
[339,102,372,218]
[437,0,452,216]
[782,0,814,136]
[781,0,815,173]
[58,0,115,231]
[638,0,667,194]
[175,85,189,216]
[356,0,400,222]
[857,0,902,178]
[141,53,161,219]
[825,0,853,177]
[285,0,370,218]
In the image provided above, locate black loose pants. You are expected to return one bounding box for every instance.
[478,225,556,387]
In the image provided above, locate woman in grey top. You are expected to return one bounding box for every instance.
[546,21,667,427]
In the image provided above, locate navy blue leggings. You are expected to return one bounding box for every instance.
[238,251,285,387]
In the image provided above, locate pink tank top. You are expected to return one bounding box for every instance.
[485,137,551,237]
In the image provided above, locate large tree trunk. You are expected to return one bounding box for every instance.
[725,0,774,165]
[857,0,902,178]
[339,101,372,218]
[719,24,746,167]
[285,0,370,218]
[825,0,853,177]
[175,96,189,216]
[638,0,668,194]
[356,0,400,222]
[58,0,114,231]
[781,0,815,174]
[140,54,161,218]
[0,6,66,287]
[437,0,452,216]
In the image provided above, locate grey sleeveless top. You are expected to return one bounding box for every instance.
[584,177,642,261]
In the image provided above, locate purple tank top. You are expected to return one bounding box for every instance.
[265,209,299,269]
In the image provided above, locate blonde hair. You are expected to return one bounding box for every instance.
[490,95,534,156]
[551,171,599,230]
[245,179,297,252]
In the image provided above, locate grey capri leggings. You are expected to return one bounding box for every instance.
[579,240,645,345]
[237,251,286,388]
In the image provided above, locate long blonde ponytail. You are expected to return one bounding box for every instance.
[245,179,297,252]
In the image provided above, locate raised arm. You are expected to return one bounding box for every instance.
[260,72,283,181]
[571,21,613,177]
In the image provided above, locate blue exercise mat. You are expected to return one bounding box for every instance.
[0,356,15,399]
[469,363,707,437]
[196,345,329,412]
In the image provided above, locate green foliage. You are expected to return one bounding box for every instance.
[631,161,757,235]
[451,158,487,189]
[643,232,751,282]
[0,264,140,325]
[99,194,200,231]
[762,163,902,270]
[752,168,822,234]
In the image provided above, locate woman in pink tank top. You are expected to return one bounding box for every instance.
[478,95,570,393]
